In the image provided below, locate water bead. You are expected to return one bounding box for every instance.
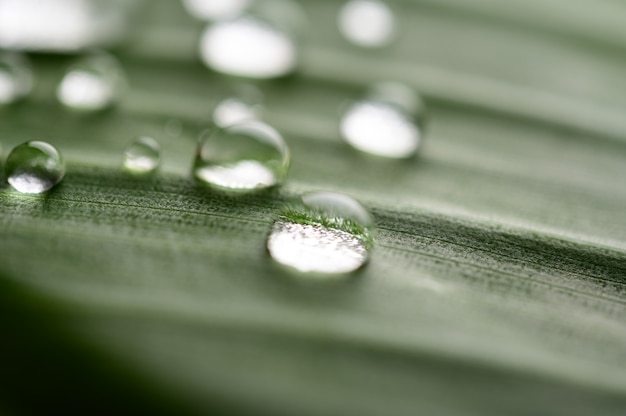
[57,52,126,111]
[198,0,304,79]
[5,141,65,194]
[340,82,424,158]
[338,0,395,48]
[0,52,33,104]
[122,136,161,175]
[193,121,290,192]
[267,192,375,275]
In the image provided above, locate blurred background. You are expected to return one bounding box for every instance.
[1,1,626,415]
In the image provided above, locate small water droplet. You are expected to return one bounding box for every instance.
[122,136,161,175]
[338,0,395,48]
[199,0,304,78]
[0,52,33,104]
[182,0,251,21]
[213,85,263,128]
[0,0,129,52]
[193,121,290,192]
[267,192,375,275]
[340,82,424,158]
[57,52,126,111]
[5,141,65,194]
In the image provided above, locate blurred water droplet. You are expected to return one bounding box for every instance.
[182,0,250,21]
[0,52,33,104]
[340,82,423,158]
[5,141,65,194]
[199,0,304,78]
[193,121,290,191]
[0,0,129,52]
[57,52,126,111]
[267,192,375,275]
[122,136,160,175]
[338,0,395,48]
[213,85,263,128]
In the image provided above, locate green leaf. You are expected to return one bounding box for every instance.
[1,1,626,415]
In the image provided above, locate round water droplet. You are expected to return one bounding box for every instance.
[198,0,304,78]
[340,82,424,158]
[193,121,290,192]
[338,0,395,48]
[5,141,65,194]
[57,52,126,111]
[182,0,251,21]
[0,52,33,104]
[122,136,161,175]
[212,85,263,128]
[267,192,375,275]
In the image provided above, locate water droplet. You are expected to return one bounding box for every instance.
[57,52,126,111]
[5,141,65,194]
[182,0,251,21]
[122,136,161,175]
[267,192,375,275]
[199,0,304,78]
[338,0,395,48]
[0,52,33,104]
[213,85,263,128]
[193,121,290,192]
[340,82,423,158]
[0,0,129,52]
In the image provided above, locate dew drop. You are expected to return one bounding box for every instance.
[182,0,251,21]
[338,0,395,48]
[57,52,126,111]
[212,86,263,128]
[340,82,424,158]
[0,52,33,104]
[122,136,161,175]
[267,192,375,275]
[0,0,129,52]
[193,121,290,192]
[198,0,304,78]
[5,141,65,194]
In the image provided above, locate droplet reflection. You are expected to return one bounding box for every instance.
[182,0,250,21]
[193,121,290,192]
[5,141,65,194]
[122,136,161,175]
[213,86,263,128]
[338,0,395,48]
[267,192,375,275]
[57,52,126,111]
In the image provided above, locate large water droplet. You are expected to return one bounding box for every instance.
[0,52,33,104]
[57,52,126,111]
[212,85,263,128]
[5,141,65,194]
[0,0,129,52]
[267,192,375,275]
[198,0,304,78]
[193,121,290,192]
[338,0,395,48]
[340,82,423,158]
[182,0,251,21]
[122,136,161,175]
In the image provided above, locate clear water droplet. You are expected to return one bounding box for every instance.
[57,52,126,111]
[5,141,65,194]
[199,0,304,78]
[122,136,161,175]
[0,0,129,52]
[213,85,263,128]
[0,52,33,104]
[182,0,251,21]
[193,121,290,192]
[340,82,424,158]
[338,0,395,48]
[267,192,375,275]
